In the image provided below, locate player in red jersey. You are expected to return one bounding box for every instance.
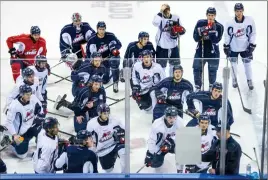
[6,26,48,82]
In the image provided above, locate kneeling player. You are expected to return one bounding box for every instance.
[33,117,59,173]
[132,50,165,112]
[185,114,216,173]
[153,65,193,121]
[87,103,125,173]
[145,106,184,173]
[4,84,44,159]
[55,130,98,173]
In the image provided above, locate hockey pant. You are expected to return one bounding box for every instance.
[135,90,156,111]
[192,51,219,88]
[156,45,180,76]
[99,144,125,173]
[228,51,253,81]
[153,103,183,122]
[10,59,33,82]
[11,123,42,158]
[102,56,120,84]
[0,158,7,173]
[73,108,98,133]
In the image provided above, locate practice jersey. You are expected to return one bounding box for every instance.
[153,13,182,49]
[123,41,156,67]
[155,77,194,109]
[33,129,58,173]
[6,34,47,65]
[60,22,95,54]
[132,62,165,94]
[86,116,125,157]
[28,65,48,94]
[224,16,256,52]
[86,32,122,59]
[4,95,43,136]
[147,116,184,154]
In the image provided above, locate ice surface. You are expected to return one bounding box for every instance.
[0,1,267,174]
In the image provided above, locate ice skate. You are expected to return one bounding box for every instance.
[232,78,238,88]
[113,81,119,93]
[119,69,125,83]
[195,85,201,92]
[55,94,67,110]
[247,79,254,90]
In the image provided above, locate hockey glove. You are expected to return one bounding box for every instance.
[156,93,166,104]
[198,21,213,36]
[160,137,175,154]
[8,47,18,58]
[223,44,231,57]
[109,41,120,57]
[0,125,7,133]
[132,86,141,101]
[171,25,186,35]
[186,109,200,118]
[247,43,256,54]
[113,126,125,144]
[144,150,154,167]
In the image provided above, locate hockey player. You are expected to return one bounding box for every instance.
[6,26,47,82]
[153,4,186,76]
[86,103,125,173]
[132,50,165,112]
[86,21,122,93]
[223,3,256,90]
[0,158,7,174]
[153,65,193,121]
[71,52,106,96]
[55,130,98,173]
[4,84,44,159]
[185,114,217,173]
[192,7,224,91]
[28,55,49,115]
[186,82,234,127]
[55,75,106,133]
[60,12,95,69]
[145,106,184,173]
[33,117,59,173]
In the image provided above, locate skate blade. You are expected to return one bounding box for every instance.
[53,95,62,110]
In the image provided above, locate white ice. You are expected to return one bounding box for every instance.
[0,1,267,174]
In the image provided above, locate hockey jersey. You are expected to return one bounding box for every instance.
[28,65,48,95]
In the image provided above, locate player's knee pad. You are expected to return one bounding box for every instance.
[242,57,252,63]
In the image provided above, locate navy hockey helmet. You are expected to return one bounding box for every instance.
[198,113,211,123]
[206,7,216,15]
[173,65,183,73]
[76,130,92,144]
[97,103,110,116]
[138,31,149,40]
[90,74,103,84]
[19,84,32,96]
[35,55,47,64]
[211,82,223,91]
[72,12,82,22]
[30,26,41,35]
[164,106,178,117]
[22,67,35,80]
[91,52,102,59]
[234,3,244,11]
[43,117,59,131]
[97,21,106,29]
[141,50,152,57]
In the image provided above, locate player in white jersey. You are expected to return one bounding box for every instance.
[4,84,44,159]
[223,3,256,90]
[86,103,125,173]
[152,4,186,75]
[28,55,49,115]
[5,67,43,113]
[132,50,165,112]
[33,117,59,173]
[185,114,217,173]
[145,106,184,173]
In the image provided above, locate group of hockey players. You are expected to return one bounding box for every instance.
[0,2,253,174]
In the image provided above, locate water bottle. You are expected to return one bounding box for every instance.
[246,164,251,176]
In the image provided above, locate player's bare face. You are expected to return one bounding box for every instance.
[73,20,81,27]
[199,120,209,131]
[174,69,182,80]
[92,82,101,92]
[93,58,102,67]
[163,9,171,18]
[206,14,216,22]
[22,92,32,102]
[32,34,40,41]
[166,116,176,125]
[27,75,35,84]
[50,124,59,136]
[235,10,243,20]
[86,137,94,147]
[140,37,149,46]
[38,62,47,69]
[97,28,106,37]
[143,55,152,67]
[100,112,109,121]
[211,88,222,99]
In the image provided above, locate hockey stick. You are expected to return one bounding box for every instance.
[59,130,75,137]
[108,95,132,107]
[196,163,211,173]
[201,38,205,91]
[136,149,162,173]
[48,98,56,103]
[253,147,261,176]
[50,61,64,70]
[47,111,71,118]
[107,96,121,102]
[50,73,72,83]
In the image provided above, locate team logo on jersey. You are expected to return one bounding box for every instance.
[141,74,151,83]
[99,131,113,142]
[73,33,84,43]
[168,92,181,100]
[234,28,245,37]
[201,141,210,154]
[204,108,216,116]
[25,109,34,122]
[25,49,37,55]
[98,44,109,54]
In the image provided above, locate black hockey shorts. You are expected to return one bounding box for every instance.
[99,144,124,170]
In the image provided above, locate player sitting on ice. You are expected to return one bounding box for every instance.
[153,65,193,122]
[71,52,106,96]
[185,114,217,173]
[223,3,256,90]
[33,117,59,174]
[87,103,125,173]
[5,67,44,114]
[120,32,156,82]
[55,130,98,173]
[86,21,122,93]
[28,55,49,116]
[3,84,44,159]
[145,106,184,173]
[60,12,95,69]
[6,26,47,82]
[186,82,234,127]
[55,75,106,133]
[132,50,165,112]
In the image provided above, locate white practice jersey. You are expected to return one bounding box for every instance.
[6,76,43,108]
[132,62,165,94]
[147,116,184,154]
[224,16,256,52]
[4,95,43,135]
[28,66,48,94]
[153,13,182,49]
[33,129,58,173]
[86,116,125,157]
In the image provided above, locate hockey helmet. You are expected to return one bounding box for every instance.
[97,21,106,29]
[198,113,211,123]
[97,103,110,116]
[90,74,103,84]
[206,7,216,15]
[22,67,35,80]
[91,52,102,59]
[211,82,223,91]
[43,117,59,131]
[234,3,244,11]
[173,65,183,73]
[19,84,32,96]
[30,26,41,35]
[164,106,178,117]
[76,130,92,144]
[138,31,149,40]
[141,50,152,57]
